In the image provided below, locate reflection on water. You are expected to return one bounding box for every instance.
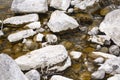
[0,0,13,20]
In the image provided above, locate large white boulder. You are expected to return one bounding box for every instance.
[50,0,71,11]
[15,45,70,71]
[8,29,37,42]
[4,14,39,25]
[11,0,48,13]
[47,10,79,32]
[99,9,120,46]
[0,54,28,80]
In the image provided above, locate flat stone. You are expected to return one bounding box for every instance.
[50,75,73,80]
[25,21,41,29]
[15,45,69,71]
[99,9,120,46]
[47,10,79,32]
[11,0,48,13]
[50,0,71,11]
[3,14,39,25]
[25,70,40,80]
[0,53,28,80]
[8,29,37,42]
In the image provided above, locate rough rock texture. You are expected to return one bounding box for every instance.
[8,29,37,42]
[92,69,105,79]
[25,70,40,80]
[50,75,73,80]
[15,45,70,71]
[107,74,120,80]
[3,14,39,25]
[11,0,48,13]
[47,10,79,32]
[0,54,28,80]
[99,57,120,75]
[72,0,99,10]
[25,21,41,29]
[50,0,71,10]
[99,9,120,46]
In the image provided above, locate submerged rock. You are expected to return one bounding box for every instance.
[4,14,39,25]
[25,70,40,80]
[50,75,73,80]
[50,0,71,11]
[8,29,37,42]
[99,9,120,46]
[0,53,28,80]
[47,10,79,32]
[15,45,71,71]
[11,0,48,13]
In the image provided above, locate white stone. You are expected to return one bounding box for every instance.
[99,57,120,75]
[35,33,44,42]
[92,52,117,59]
[70,51,82,59]
[25,70,40,80]
[50,0,71,11]
[0,30,4,36]
[15,45,71,71]
[4,14,39,25]
[67,8,74,13]
[8,29,37,42]
[46,34,57,43]
[50,75,73,80]
[88,35,110,45]
[109,45,120,56]
[11,0,48,13]
[0,53,28,80]
[74,0,99,10]
[107,74,120,80]
[94,57,104,64]
[99,9,120,46]
[25,21,41,29]
[47,10,79,32]
[0,20,2,23]
[92,69,105,79]
[88,27,99,35]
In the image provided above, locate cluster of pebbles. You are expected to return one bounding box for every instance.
[0,0,120,80]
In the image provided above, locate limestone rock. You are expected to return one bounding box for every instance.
[50,75,73,80]
[47,10,79,32]
[11,0,48,13]
[8,29,37,42]
[99,57,120,75]
[15,45,70,71]
[4,14,39,25]
[25,21,41,29]
[99,9,120,46]
[25,70,40,80]
[50,0,71,11]
[92,69,105,79]
[107,74,120,80]
[0,53,28,80]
